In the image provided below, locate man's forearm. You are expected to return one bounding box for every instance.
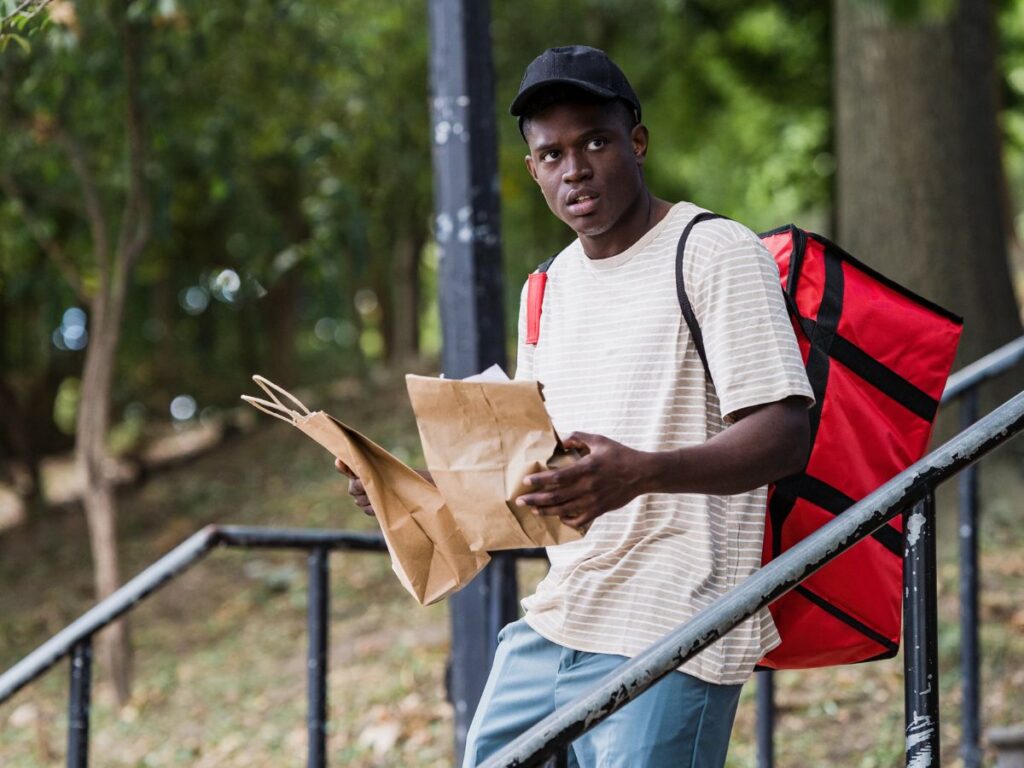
[639,398,809,496]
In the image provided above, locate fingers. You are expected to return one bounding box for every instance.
[516,487,600,530]
[523,456,591,489]
[533,496,596,519]
[516,485,580,509]
[559,510,595,530]
[562,431,600,455]
[335,459,375,516]
[346,477,375,516]
[545,502,597,530]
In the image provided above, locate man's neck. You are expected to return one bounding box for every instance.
[580,192,673,260]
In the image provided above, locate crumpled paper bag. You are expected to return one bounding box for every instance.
[406,369,583,552]
[242,376,489,605]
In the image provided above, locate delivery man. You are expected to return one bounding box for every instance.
[340,45,813,768]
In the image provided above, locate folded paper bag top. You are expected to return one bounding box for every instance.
[241,375,489,606]
[405,373,583,552]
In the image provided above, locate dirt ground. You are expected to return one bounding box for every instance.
[1,374,1021,766]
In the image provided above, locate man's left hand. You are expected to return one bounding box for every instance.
[515,432,651,530]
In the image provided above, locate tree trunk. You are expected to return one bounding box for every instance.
[390,230,423,365]
[264,269,299,386]
[64,8,151,707]
[834,0,1022,387]
[76,291,132,705]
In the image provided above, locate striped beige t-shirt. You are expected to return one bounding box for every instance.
[515,202,814,685]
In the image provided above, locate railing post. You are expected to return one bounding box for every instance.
[959,388,982,768]
[307,547,329,768]
[67,638,92,768]
[756,669,775,768]
[904,493,940,767]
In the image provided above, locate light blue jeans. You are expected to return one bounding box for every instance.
[463,618,743,767]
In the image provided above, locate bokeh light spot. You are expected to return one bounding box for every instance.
[170,395,198,421]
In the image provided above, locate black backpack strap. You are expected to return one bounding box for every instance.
[675,212,725,381]
[536,254,557,273]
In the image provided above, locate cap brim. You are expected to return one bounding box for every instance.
[509,78,618,117]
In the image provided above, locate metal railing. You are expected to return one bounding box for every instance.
[479,387,1024,767]
[753,335,1024,768]
[0,524,543,767]
[4,339,1022,767]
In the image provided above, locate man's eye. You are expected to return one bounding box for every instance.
[540,150,560,162]
[586,138,606,150]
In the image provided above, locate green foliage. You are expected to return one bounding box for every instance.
[1001,0,1024,247]
[494,0,832,323]
[4,0,1020,455]
[1,0,433,440]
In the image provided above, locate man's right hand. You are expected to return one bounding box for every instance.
[335,458,376,517]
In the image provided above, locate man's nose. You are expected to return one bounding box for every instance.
[562,152,592,183]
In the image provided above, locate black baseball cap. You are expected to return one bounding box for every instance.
[509,45,641,122]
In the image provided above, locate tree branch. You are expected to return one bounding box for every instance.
[0,0,52,28]
[113,11,150,288]
[0,171,88,301]
[56,127,111,284]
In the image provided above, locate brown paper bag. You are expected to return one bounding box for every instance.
[242,376,489,605]
[406,374,583,551]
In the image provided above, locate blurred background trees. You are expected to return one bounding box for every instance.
[1,0,1023,698]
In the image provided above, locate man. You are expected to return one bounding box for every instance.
[342,46,813,767]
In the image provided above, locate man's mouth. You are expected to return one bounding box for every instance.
[566,191,599,217]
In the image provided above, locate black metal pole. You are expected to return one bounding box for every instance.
[427,1,518,762]
[958,388,981,768]
[307,547,329,768]
[904,493,940,767]
[67,638,92,768]
[756,670,775,768]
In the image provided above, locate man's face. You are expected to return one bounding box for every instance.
[523,100,648,242]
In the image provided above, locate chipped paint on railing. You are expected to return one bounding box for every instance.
[905,511,927,548]
[906,713,935,767]
[482,391,1024,768]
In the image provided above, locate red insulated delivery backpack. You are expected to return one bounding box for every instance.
[526,212,963,669]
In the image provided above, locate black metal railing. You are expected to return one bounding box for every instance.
[0,524,542,767]
[4,339,1022,767]
[943,335,1024,768]
[479,389,1024,767]
[753,335,1024,768]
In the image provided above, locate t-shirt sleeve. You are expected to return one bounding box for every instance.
[513,280,536,382]
[687,224,814,421]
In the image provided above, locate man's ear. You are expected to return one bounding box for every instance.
[631,124,650,167]
[525,154,539,183]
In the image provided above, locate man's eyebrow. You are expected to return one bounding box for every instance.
[530,127,609,155]
[529,139,559,154]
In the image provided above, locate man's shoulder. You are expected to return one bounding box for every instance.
[678,205,763,252]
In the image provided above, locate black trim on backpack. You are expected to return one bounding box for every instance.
[762,226,963,326]
[790,475,903,556]
[794,585,900,654]
[804,233,963,326]
[828,334,939,422]
[765,240,844,562]
[809,243,844,434]
[536,254,557,273]
[791,312,939,423]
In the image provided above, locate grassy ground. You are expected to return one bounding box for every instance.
[0,371,1021,766]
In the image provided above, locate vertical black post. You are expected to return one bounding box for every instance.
[903,494,940,767]
[755,669,775,768]
[307,547,329,768]
[958,388,981,768]
[67,638,92,768]
[427,1,518,763]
